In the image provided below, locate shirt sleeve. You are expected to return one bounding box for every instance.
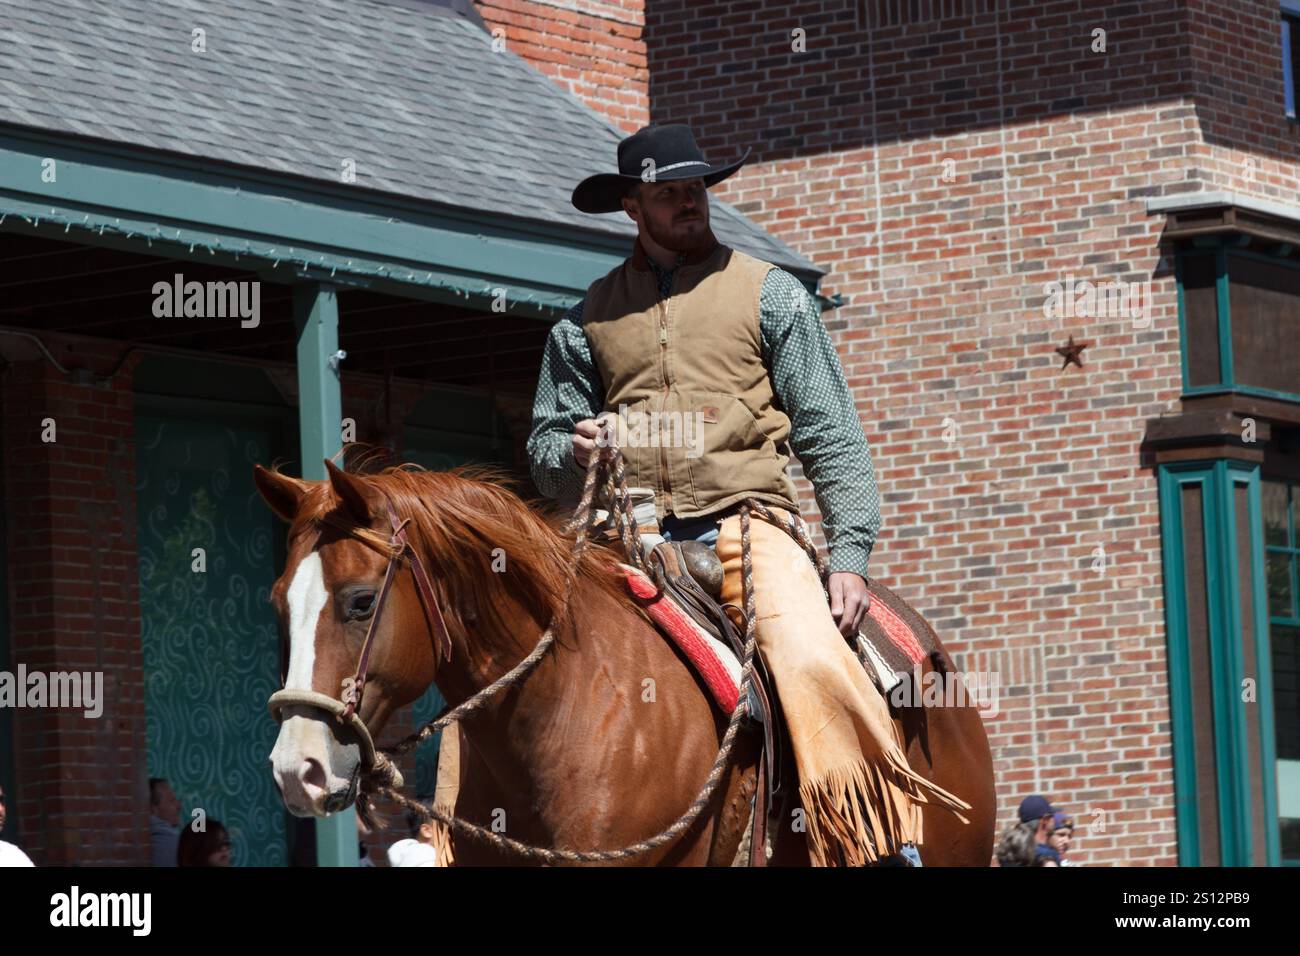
[525,300,604,501]
[760,268,881,578]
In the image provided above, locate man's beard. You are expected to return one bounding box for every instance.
[646,210,713,253]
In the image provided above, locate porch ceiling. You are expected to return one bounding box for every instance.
[0,232,545,391]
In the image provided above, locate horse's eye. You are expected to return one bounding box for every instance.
[346,591,376,620]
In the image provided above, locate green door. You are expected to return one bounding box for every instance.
[135,402,292,866]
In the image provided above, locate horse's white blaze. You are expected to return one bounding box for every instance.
[284,550,327,691]
[270,550,351,817]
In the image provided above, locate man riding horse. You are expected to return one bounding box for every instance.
[524,123,963,866]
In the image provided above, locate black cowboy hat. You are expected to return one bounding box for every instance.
[572,123,751,214]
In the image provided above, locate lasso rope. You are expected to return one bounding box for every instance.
[357,443,770,863]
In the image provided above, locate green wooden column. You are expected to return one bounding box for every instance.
[293,281,359,868]
[1158,458,1281,866]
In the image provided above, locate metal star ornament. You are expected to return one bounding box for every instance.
[1055,335,1090,370]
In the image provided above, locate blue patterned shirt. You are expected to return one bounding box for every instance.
[525,249,881,578]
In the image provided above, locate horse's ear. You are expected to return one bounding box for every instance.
[324,458,374,525]
[253,464,309,524]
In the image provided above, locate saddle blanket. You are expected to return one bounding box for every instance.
[620,565,935,715]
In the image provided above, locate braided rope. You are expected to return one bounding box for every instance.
[358,444,759,863]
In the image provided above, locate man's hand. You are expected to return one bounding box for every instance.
[828,571,870,639]
[571,418,604,469]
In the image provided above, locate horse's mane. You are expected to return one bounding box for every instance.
[280,459,635,640]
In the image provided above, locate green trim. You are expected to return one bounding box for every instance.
[292,283,358,867]
[1175,250,1192,393]
[1159,462,1208,865]
[1180,383,1300,404]
[0,127,613,318]
[1174,243,1300,405]
[0,125,826,317]
[1243,469,1282,866]
[1215,247,1234,388]
[1159,459,1283,865]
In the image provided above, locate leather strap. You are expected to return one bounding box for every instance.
[342,500,454,723]
[385,501,454,665]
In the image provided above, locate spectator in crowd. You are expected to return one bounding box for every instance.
[177,819,232,867]
[149,777,182,867]
[1049,811,1077,866]
[1018,794,1061,859]
[387,807,440,867]
[994,823,1037,867]
[0,783,34,867]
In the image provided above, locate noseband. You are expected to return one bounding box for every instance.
[268,499,454,781]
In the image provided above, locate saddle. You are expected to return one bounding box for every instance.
[645,540,792,865]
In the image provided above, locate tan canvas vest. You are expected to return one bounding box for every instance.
[581,237,800,521]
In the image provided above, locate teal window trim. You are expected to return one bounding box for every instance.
[1175,249,1193,394]
[1159,462,1206,865]
[1182,383,1300,404]
[1174,241,1300,405]
[1159,459,1282,865]
[1221,462,1281,866]
[1215,247,1234,389]
[1245,470,1283,867]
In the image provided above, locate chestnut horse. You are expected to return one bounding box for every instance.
[255,459,995,865]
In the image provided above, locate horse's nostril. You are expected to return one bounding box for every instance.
[300,758,328,795]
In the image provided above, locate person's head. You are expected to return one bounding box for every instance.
[1049,812,1075,857]
[149,777,181,827]
[995,823,1038,867]
[1017,794,1059,843]
[177,820,231,867]
[620,176,713,255]
[404,808,438,846]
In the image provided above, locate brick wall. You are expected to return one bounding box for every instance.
[480,0,1271,866]
[476,0,650,132]
[1186,0,1300,201]
[635,0,1300,865]
[2,339,150,865]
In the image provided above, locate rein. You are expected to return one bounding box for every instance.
[270,447,820,863]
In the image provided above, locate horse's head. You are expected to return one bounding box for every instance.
[254,460,441,817]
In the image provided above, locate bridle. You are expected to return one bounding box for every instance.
[267,498,454,781]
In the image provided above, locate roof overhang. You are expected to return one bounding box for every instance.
[1147,190,1300,251]
[0,124,643,320]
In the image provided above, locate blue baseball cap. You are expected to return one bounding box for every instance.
[1018,794,1059,823]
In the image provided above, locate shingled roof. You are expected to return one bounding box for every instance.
[0,0,821,279]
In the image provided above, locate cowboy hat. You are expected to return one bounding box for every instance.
[572,123,751,214]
